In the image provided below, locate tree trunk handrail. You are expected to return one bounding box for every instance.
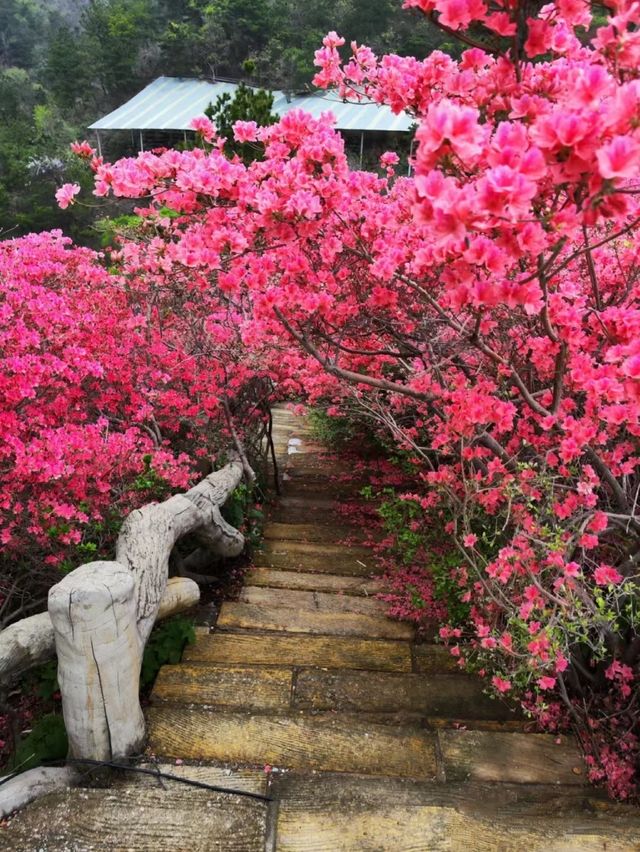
[0,453,247,763]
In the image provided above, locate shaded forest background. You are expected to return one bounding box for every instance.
[1,0,450,241]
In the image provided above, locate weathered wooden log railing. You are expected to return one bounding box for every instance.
[0,453,248,816]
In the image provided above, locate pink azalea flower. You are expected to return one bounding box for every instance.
[380,151,400,167]
[189,116,216,142]
[233,121,258,143]
[55,183,81,209]
[596,136,640,180]
[70,140,96,158]
[594,565,623,586]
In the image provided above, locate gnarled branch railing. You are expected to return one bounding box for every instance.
[0,453,247,816]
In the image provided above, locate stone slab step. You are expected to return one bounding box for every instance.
[152,663,293,709]
[281,480,368,498]
[146,707,437,779]
[263,522,369,545]
[255,542,375,576]
[246,567,384,596]
[283,473,367,490]
[427,717,527,733]
[183,632,412,672]
[217,601,414,640]
[271,773,640,852]
[269,507,357,527]
[152,664,505,722]
[439,729,585,786]
[262,540,371,557]
[277,495,339,511]
[281,443,327,455]
[0,765,268,851]
[238,586,385,616]
[245,567,382,596]
[291,670,512,720]
[413,643,459,673]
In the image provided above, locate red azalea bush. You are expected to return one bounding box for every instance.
[0,228,279,627]
[58,0,640,798]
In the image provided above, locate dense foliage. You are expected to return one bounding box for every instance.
[2,0,639,802]
[0,224,284,627]
[51,0,640,799]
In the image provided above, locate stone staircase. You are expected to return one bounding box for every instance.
[3,407,640,850]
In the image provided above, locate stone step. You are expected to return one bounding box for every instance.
[255,542,375,576]
[245,567,384,596]
[263,522,369,544]
[268,506,356,527]
[273,447,310,457]
[146,707,437,779]
[152,663,294,710]
[0,765,268,851]
[282,478,368,498]
[152,664,504,721]
[281,443,326,455]
[439,729,584,786]
[183,632,413,672]
[277,495,339,511]
[269,508,377,530]
[291,669,511,720]
[283,471,366,488]
[238,586,386,616]
[413,643,459,674]
[271,773,640,852]
[217,601,414,640]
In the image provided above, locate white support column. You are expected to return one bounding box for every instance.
[359,131,365,169]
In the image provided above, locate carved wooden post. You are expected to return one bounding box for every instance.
[48,561,145,761]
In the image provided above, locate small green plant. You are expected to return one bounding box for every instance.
[132,454,172,499]
[308,408,357,447]
[32,660,59,701]
[94,212,144,247]
[10,714,67,773]
[206,81,278,164]
[140,616,195,689]
[221,482,264,547]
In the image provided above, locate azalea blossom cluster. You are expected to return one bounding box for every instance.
[0,229,280,626]
[311,0,640,798]
[59,0,640,797]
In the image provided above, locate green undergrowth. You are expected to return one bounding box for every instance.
[140,615,196,690]
[221,481,265,549]
[362,482,470,628]
[9,713,68,774]
[307,407,387,456]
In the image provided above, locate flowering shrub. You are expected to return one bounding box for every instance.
[0,231,189,624]
[0,228,278,626]
[61,0,640,798]
[312,1,640,798]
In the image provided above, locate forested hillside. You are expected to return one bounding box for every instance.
[1,0,447,239]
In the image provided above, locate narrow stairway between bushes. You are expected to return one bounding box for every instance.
[4,408,640,851]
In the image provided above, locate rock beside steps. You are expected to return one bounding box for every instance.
[4,407,640,851]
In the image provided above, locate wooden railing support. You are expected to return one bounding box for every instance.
[48,562,146,761]
[0,452,250,816]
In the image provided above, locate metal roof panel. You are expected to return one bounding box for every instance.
[89,77,413,134]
